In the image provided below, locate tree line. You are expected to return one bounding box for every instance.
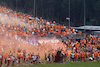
[0,0,100,26]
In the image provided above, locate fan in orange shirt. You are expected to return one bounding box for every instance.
[40,17,42,21]
[69,44,72,49]
[4,53,8,64]
[74,52,78,61]
[26,54,29,64]
[86,51,89,61]
[94,51,98,61]
[22,55,25,63]
[17,52,21,64]
[97,52,100,61]
[78,52,81,61]
[54,50,57,56]
[81,51,85,61]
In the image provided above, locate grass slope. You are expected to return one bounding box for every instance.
[14,61,100,67]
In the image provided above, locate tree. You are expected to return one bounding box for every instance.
[0,0,100,26]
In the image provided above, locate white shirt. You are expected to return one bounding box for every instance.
[0,55,2,59]
[7,57,10,60]
[32,32,35,35]
[32,56,37,61]
[46,22,50,25]
[11,56,15,61]
[92,54,94,58]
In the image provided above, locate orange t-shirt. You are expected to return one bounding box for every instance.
[79,53,81,57]
[26,55,29,60]
[22,55,24,59]
[75,52,78,57]
[82,52,85,57]
[54,51,57,55]
[69,44,72,48]
[28,54,31,58]
[94,52,98,56]
[86,52,89,57]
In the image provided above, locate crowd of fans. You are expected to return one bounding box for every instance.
[0,5,100,67]
[0,5,80,37]
[0,39,100,67]
[0,50,43,67]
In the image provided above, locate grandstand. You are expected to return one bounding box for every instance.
[0,5,70,58]
[0,5,100,67]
